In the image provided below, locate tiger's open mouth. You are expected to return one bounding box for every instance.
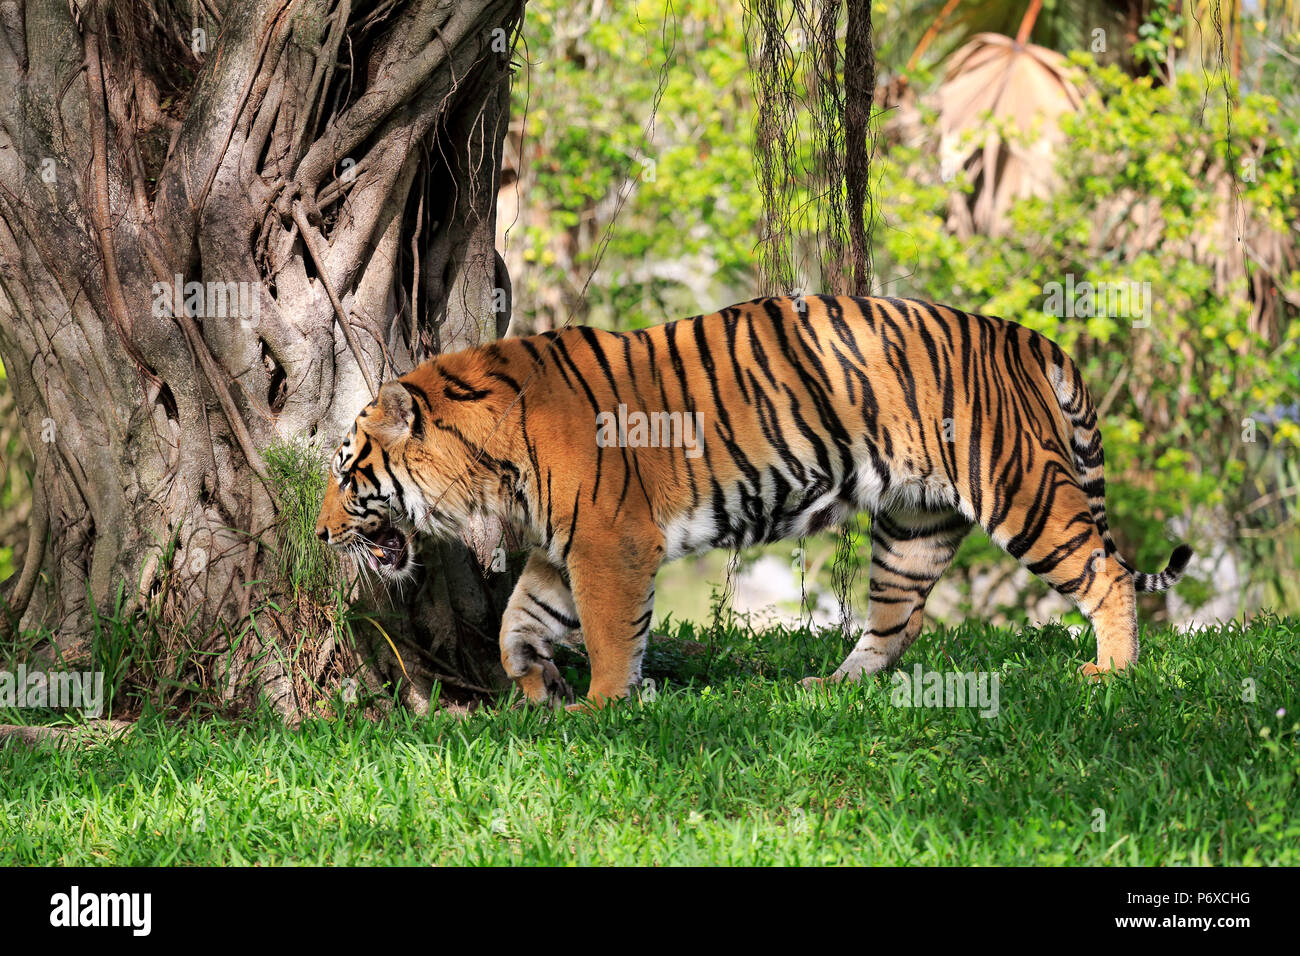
[364,526,410,573]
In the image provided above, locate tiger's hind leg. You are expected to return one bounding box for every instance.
[988,479,1138,674]
[499,550,582,706]
[806,507,971,686]
[1078,565,1139,676]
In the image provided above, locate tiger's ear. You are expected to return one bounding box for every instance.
[375,381,415,440]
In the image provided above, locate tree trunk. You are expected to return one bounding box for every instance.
[0,0,526,720]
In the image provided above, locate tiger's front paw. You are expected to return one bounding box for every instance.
[539,659,576,706]
[798,675,831,692]
[514,658,576,708]
[1079,661,1125,681]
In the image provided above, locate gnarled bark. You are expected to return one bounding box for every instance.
[0,0,526,720]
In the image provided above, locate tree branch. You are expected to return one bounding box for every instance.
[292,199,378,397]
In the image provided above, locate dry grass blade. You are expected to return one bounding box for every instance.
[358,614,409,681]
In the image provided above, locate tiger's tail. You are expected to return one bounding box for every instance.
[1048,348,1192,593]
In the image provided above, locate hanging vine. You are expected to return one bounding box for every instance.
[741,0,876,644]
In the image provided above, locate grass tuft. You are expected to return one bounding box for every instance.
[262,435,338,599]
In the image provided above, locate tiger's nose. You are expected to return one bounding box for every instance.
[318,527,330,543]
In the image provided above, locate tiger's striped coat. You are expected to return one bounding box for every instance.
[315,295,1191,706]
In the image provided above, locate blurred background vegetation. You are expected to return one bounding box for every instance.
[1,0,1296,629]
[495,0,1300,627]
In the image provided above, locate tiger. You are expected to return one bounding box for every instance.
[315,295,1192,708]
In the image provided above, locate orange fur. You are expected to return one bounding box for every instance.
[316,296,1191,705]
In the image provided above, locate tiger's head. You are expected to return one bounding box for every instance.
[315,369,503,579]
[315,382,422,578]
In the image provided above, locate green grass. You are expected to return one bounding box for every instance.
[262,434,337,599]
[2,615,1297,865]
